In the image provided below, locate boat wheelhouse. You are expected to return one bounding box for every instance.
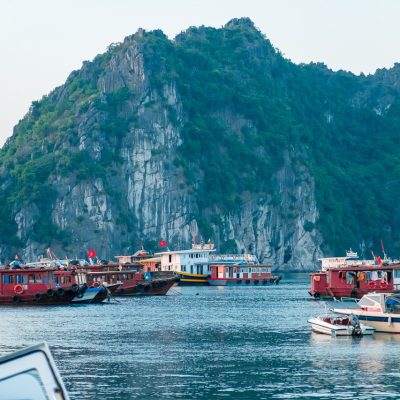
[208,263,280,286]
[157,243,216,285]
[309,263,400,299]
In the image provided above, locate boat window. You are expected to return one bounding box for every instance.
[346,272,355,284]
[394,269,400,278]
[181,265,186,272]
[17,275,27,284]
[169,255,172,263]
[4,275,14,284]
[358,297,376,306]
[248,268,252,273]
[28,275,35,284]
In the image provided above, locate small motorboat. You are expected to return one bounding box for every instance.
[308,314,375,336]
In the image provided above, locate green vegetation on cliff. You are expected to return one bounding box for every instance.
[0,18,399,257]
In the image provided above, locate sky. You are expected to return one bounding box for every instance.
[1,0,399,147]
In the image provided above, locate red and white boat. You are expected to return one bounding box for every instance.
[82,261,178,296]
[208,263,281,286]
[0,267,81,305]
[309,263,400,299]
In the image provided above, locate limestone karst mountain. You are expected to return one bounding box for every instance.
[0,18,399,269]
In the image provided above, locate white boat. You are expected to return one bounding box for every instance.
[331,293,400,333]
[308,315,375,336]
[0,342,69,399]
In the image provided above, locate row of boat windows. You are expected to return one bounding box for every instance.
[92,274,135,280]
[2,275,73,285]
[181,265,209,273]
[334,271,392,284]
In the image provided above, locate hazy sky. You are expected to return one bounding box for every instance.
[1,0,399,146]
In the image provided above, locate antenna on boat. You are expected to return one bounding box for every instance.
[381,240,387,260]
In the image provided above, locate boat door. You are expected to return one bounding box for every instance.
[218,266,224,279]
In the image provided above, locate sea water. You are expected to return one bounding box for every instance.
[1,273,399,399]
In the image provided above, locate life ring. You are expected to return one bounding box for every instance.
[14,284,24,295]
[380,282,388,289]
[368,281,377,289]
[47,289,55,297]
[35,293,42,301]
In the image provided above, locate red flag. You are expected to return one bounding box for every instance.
[88,249,96,259]
[377,256,383,265]
[159,240,166,247]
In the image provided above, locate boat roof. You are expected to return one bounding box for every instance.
[329,263,400,272]
[311,263,400,274]
[156,248,216,255]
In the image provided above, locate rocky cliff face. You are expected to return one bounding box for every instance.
[0,19,399,270]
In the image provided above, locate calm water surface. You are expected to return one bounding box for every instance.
[1,273,400,399]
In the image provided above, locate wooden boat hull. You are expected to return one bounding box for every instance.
[115,277,177,296]
[0,289,77,305]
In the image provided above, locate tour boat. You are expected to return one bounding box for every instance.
[308,314,375,336]
[309,263,400,299]
[331,293,400,333]
[207,263,281,286]
[0,267,81,305]
[82,261,179,296]
[157,243,215,285]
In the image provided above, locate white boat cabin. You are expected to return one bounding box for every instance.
[156,243,216,275]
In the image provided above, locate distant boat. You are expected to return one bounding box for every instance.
[0,266,83,305]
[157,242,216,285]
[208,263,281,286]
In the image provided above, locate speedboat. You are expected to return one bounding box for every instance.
[308,314,375,336]
[331,292,400,333]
